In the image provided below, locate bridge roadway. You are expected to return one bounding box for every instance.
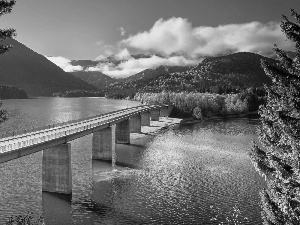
[0,104,168,164]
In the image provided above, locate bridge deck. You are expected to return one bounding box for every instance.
[0,104,164,162]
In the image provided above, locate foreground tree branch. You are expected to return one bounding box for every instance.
[250,9,300,224]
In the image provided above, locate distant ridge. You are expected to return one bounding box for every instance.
[70,71,116,89]
[121,65,192,82]
[70,53,155,70]
[0,39,96,96]
[193,52,275,87]
[105,52,277,98]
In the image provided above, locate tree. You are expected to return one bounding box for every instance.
[0,0,16,54]
[0,0,16,123]
[250,9,300,224]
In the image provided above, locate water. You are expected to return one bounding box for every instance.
[0,98,265,224]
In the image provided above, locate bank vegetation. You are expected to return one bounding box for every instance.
[133,88,265,119]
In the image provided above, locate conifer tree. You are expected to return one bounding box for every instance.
[0,0,16,123]
[0,0,16,54]
[250,9,300,224]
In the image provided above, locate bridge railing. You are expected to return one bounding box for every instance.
[0,104,155,139]
[0,104,166,153]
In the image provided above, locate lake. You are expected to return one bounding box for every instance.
[0,97,265,224]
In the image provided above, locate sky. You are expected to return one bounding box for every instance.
[1,0,300,77]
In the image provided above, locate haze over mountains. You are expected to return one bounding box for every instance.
[0,38,283,97]
[103,52,276,98]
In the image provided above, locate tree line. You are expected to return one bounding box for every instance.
[0,85,27,99]
[134,88,265,118]
[53,89,105,98]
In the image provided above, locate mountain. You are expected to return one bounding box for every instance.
[193,52,275,87]
[70,54,163,71]
[105,65,193,98]
[121,65,192,82]
[70,71,116,89]
[70,60,99,70]
[0,38,96,96]
[68,63,191,91]
[106,52,277,98]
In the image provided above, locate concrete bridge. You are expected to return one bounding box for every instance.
[0,104,173,194]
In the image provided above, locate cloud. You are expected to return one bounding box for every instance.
[46,56,83,72]
[119,27,126,36]
[122,17,294,58]
[104,45,114,55]
[95,54,105,60]
[49,18,295,77]
[115,48,131,60]
[86,55,199,78]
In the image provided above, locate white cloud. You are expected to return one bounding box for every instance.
[119,27,126,36]
[115,48,131,60]
[86,55,199,78]
[46,56,83,72]
[49,18,294,77]
[95,54,105,60]
[122,17,294,58]
[104,47,114,56]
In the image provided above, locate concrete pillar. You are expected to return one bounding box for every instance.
[168,105,174,116]
[42,143,72,194]
[150,109,160,121]
[92,125,116,160]
[130,114,141,133]
[141,111,150,126]
[160,106,169,117]
[116,119,130,144]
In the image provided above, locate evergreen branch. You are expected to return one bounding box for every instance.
[261,60,300,86]
[291,9,300,24]
[273,47,299,75]
[0,28,16,40]
[0,0,15,16]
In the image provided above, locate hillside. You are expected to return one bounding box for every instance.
[0,39,96,96]
[105,65,193,98]
[106,52,276,98]
[121,65,192,82]
[0,85,28,99]
[70,71,116,89]
[194,52,275,87]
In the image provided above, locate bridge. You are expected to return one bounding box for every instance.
[0,104,173,194]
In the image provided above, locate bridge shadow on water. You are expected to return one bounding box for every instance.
[42,136,151,225]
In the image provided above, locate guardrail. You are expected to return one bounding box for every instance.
[0,104,165,154]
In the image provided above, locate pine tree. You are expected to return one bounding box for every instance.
[250,9,300,224]
[0,0,16,123]
[0,0,16,54]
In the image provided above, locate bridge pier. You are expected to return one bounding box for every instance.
[160,106,169,117]
[42,143,72,194]
[150,109,160,121]
[130,114,141,133]
[116,119,130,144]
[92,125,116,160]
[168,105,174,116]
[141,111,150,126]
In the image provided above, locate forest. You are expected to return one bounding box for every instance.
[0,85,27,99]
[53,89,105,98]
[133,88,265,118]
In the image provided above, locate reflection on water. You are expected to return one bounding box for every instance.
[0,98,265,224]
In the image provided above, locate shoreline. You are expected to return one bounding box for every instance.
[180,111,259,125]
[130,117,182,147]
